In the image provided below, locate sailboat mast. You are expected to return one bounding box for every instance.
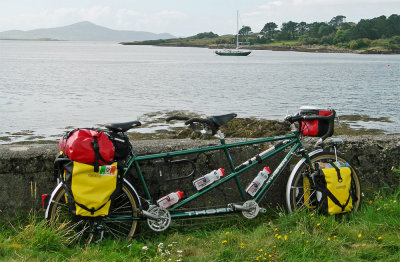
[236,10,239,49]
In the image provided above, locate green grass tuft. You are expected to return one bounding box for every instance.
[1,186,399,261]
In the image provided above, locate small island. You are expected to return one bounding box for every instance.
[121,14,400,54]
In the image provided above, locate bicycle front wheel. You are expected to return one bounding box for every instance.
[47,181,139,244]
[286,151,361,213]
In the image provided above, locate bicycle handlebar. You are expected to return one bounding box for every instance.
[285,109,336,145]
[285,111,335,124]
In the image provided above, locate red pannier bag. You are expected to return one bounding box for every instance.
[59,129,115,171]
[300,109,334,137]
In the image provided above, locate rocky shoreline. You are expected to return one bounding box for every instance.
[120,42,400,54]
[0,113,394,145]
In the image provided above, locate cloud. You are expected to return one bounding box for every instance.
[0,6,189,34]
[259,1,283,9]
[292,0,400,5]
[0,6,113,31]
[116,9,188,33]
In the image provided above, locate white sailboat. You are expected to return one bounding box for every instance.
[215,11,251,56]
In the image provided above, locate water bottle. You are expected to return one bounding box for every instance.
[193,168,225,191]
[157,191,184,208]
[333,161,349,168]
[246,167,271,197]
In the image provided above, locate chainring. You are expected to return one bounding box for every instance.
[241,200,261,219]
[146,205,171,232]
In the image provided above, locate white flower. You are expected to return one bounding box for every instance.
[142,246,149,251]
[158,242,164,249]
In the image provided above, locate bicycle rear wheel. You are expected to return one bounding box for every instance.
[47,181,139,244]
[286,151,361,213]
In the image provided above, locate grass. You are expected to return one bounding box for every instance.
[1,185,399,261]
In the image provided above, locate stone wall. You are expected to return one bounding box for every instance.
[0,135,399,216]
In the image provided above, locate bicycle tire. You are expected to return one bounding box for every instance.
[286,151,361,213]
[47,181,139,244]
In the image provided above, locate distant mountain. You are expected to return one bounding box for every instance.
[0,21,175,41]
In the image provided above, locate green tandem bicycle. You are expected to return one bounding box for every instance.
[44,107,362,243]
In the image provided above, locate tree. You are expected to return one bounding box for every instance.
[297,22,308,36]
[318,24,335,37]
[281,21,298,40]
[333,30,352,44]
[329,15,346,27]
[192,32,219,39]
[388,14,400,36]
[261,22,278,39]
[239,25,252,37]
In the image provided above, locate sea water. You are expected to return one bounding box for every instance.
[0,40,399,143]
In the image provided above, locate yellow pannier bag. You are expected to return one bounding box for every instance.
[315,163,353,215]
[63,161,120,217]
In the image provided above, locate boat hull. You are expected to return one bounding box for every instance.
[215,50,251,56]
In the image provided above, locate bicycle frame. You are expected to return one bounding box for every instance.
[121,131,313,220]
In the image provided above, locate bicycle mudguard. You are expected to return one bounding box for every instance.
[45,178,142,219]
[285,149,323,212]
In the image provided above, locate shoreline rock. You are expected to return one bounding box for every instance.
[121,42,400,55]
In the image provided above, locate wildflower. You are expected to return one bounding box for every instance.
[306,240,309,243]
[272,245,276,248]
[358,234,362,238]
[333,235,337,239]
[310,213,315,217]
[158,243,164,249]
[301,231,305,235]
[269,254,272,258]
[168,244,173,248]
[225,232,229,235]
[289,230,292,234]
[177,250,183,254]
[142,246,149,251]
[274,233,279,237]
[284,235,288,240]
[186,237,190,241]
[259,249,263,252]
[277,235,282,239]
[240,243,245,249]
[378,236,382,240]
[327,237,331,241]
[222,240,227,244]
[274,228,278,231]
[316,223,320,227]
[362,243,366,247]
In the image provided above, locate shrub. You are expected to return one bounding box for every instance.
[349,39,370,49]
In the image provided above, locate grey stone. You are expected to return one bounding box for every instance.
[0,135,399,216]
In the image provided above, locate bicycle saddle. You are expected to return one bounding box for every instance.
[105,121,141,132]
[208,113,237,127]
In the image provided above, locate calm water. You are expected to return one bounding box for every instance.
[1,40,399,143]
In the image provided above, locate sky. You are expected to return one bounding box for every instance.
[0,0,399,37]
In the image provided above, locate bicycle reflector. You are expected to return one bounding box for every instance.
[42,194,50,210]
